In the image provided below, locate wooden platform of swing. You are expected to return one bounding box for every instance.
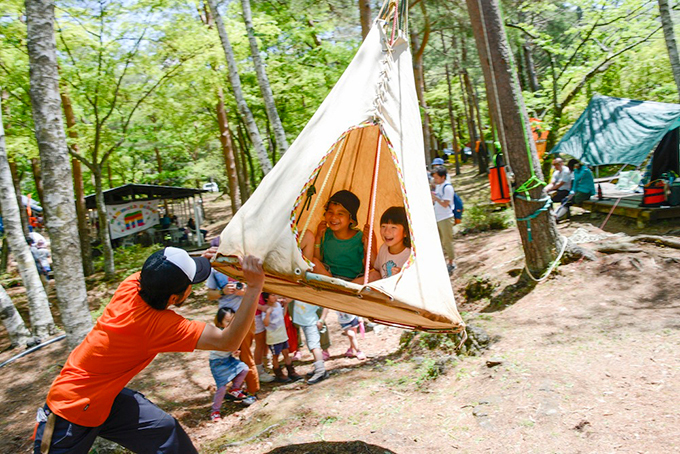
[582,195,680,228]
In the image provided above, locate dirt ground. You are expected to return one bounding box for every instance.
[1,165,679,453]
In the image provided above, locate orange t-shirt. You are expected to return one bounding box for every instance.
[46,272,206,427]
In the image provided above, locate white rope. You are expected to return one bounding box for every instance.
[523,235,569,283]
[363,133,383,285]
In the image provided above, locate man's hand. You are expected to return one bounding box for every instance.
[202,246,218,260]
[240,255,265,290]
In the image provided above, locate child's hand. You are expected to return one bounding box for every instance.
[223,283,237,295]
[392,266,401,274]
[233,349,241,356]
[315,221,327,238]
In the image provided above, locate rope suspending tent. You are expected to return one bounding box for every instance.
[213,0,464,333]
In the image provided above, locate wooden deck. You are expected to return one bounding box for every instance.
[582,195,680,227]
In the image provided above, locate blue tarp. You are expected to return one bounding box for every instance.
[550,95,680,167]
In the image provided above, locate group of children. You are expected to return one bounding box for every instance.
[207,189,413,421]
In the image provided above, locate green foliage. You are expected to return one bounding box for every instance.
[93,244,158,276]
[462,204,512,233]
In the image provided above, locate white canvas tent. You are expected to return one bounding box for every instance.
[214,13,464,332]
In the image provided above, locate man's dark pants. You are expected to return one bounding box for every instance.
[33,388,197,454]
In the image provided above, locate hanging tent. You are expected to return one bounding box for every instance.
[550,95,680,179]
[213,6,464,332]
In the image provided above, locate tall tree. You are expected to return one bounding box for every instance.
[659,0,680,100]
[60,89,93,276]
[25,0,93,347]
[207,0,273,176]
[359,0,372,40]
[240,0,289,156]
[466,0,562,276]
[7,159,30,236]
[0,99,55,339]
[216,87,241,213]
[410,3,433,165]
[0,284,32,348]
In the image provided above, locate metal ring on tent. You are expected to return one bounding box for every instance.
[294,268,302,276]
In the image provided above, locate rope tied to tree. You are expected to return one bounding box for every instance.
[515,197,551,242]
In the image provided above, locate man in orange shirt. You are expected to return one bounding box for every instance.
[33,247,264,454]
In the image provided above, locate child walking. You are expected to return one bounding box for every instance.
[209,308,256,422]
[263,293,303,383]
[369,206,412,281]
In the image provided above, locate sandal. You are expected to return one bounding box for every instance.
[345,348,355,358]
[356,351,366,361]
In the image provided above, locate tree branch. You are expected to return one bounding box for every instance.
[559,25,662,110]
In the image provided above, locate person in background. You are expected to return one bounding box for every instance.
[544,158,572,203]
[208,308,256,422]
[262,293,303,383]
[206,268,260,397]
[291,301,329,384]
[568,159,596,205]
[430,166,456,275]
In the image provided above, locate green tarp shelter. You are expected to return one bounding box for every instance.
[551,95,680,169]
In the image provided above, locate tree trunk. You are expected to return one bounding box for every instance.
[8,160,30,237]
[0,234,8,273]
[61,90,94,276]
[230,128,250,202]
[523,41,540,92]
[473,83,490,173]
[466,0,562,276]
[1,105,56,339]
[93,169,116,280]
[444,65,462,176]
[25,0,93,347]
[410,29,433,165]
[216,87,242,214]
[458,72,478,163]
[359,0,372,40]
[207,0,272,175]
[241,0,289,157]
[30,158,45,209]
[0,284,33,349]
[659,0,680,100]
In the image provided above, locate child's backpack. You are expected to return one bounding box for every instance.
[443,183,464,223]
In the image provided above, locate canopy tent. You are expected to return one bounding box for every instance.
[213,11,464,332]
[84,183,206,209]
[85,184,207,245]
[550,95,680,176]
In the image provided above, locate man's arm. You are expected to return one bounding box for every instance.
[196,255,264,352]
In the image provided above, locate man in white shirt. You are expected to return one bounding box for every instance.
[430,166,456,275]
[545,158,572,203]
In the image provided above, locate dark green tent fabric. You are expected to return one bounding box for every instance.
[550,95,680,166]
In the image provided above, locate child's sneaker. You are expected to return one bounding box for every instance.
[210,411,221,422]
[292,350,303,361]
[257,364,275,383]
[322,350,331,361]
[356,351,366,361]
[227,388,252,402]
[344,348,355,358]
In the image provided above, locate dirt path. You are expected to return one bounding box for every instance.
[1,164,679,453]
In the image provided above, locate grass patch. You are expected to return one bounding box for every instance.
[461,204,512,234]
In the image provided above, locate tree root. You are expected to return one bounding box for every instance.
[594,234,680,254]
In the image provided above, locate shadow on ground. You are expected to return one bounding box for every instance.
[266,441,397,453]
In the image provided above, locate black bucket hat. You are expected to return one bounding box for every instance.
[327,190,360,224]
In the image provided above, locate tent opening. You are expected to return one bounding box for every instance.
[291,122,414,281]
